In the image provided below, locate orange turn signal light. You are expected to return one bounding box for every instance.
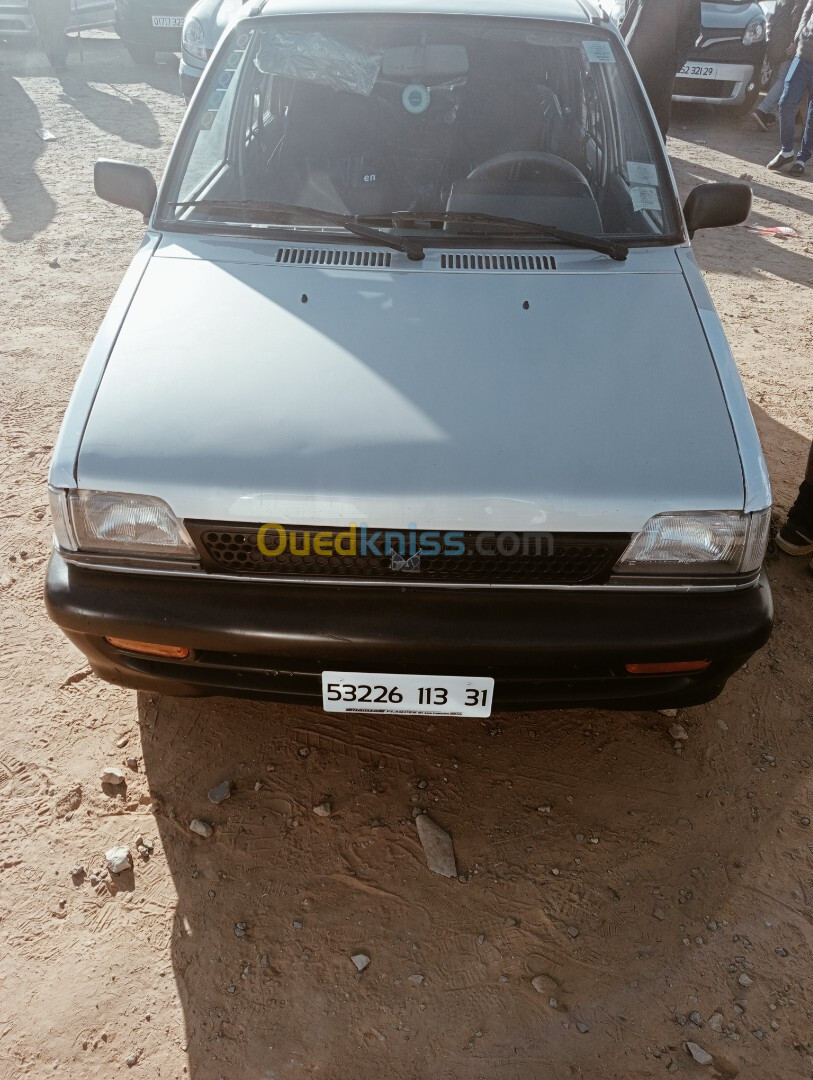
[105,637,190,659]
[625,660,711,675]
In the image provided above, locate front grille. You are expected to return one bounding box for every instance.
[439,253,557,271]
[674,78,737,99]
[275,247,392,267]
[187,523,630,586]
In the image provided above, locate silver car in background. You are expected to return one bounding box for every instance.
[179,0,242,101]
[0,0,113,39]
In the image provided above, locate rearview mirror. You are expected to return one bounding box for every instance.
[683,182,751,239]
[94,159,157,220]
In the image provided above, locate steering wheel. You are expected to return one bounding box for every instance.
[467,151,589,187]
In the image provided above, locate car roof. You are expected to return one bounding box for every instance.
[247,0,606,27]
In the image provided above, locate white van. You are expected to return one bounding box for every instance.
[46,0,773,717]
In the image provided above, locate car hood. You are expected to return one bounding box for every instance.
[76,236,745,533]
[701,2,763,31]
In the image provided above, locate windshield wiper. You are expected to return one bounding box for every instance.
[168,199,425,260]
[360,210,629,262]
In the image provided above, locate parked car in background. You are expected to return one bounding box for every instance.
[609,0,767,112]
[114,0,193,63]
[0,0,113,40]
[674,0,767,111]
[179,0,241,101]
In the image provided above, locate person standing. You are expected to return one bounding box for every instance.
[622,0,702,137]
[753,0,806,130]
[767,0,813,173]
[29,0,72,68]
[777,440,813,565]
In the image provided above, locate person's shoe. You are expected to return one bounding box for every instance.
[788,160,806,176]
[767,150,796,170]
[752,109,776,132]
[776,521,813,555]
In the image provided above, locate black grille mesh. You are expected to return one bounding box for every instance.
[188,523,629,586]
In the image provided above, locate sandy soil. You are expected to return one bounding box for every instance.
[1,32,812,1080]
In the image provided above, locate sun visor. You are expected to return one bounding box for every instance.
[254,31,382,95]
[381,44,469,81]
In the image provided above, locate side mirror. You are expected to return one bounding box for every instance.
[94,159,157,220]
[683,182,752,239]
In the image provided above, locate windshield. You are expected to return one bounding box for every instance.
[161,15,681,247]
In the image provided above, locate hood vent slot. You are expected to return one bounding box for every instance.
[440,253,556,271]
[276,247,392,268]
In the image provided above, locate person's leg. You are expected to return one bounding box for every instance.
[769,58,808,167]
[777,439,813,555]
[789,63,813,171]
[757,60,791,119]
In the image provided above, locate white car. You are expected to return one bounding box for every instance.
[179,0,243,101]
[46,0,773,716]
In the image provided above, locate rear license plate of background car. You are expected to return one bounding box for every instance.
[321,672,494,717]
[151,15,183,27]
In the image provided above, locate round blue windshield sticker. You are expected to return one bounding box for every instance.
[402,84,430,115]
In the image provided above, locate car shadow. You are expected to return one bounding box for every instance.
[135,407,812,1079]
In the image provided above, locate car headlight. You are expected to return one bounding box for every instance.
[743,17,766,45]
[49,488,198,560]
[613,509,770,578]
[182,17,207,62]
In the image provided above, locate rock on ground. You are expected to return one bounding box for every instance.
[189,819,214,838]
[415,814,457,877]
[207,781,231,804]
[105,846,132,874]
[685,1041,713,1066]
[351,954,370,971]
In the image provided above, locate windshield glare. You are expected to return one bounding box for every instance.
[164,15,680,245]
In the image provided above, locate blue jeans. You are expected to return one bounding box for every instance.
[779,57,813,161]
[760,60,791,115]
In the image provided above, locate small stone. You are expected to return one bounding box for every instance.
[313,801,332,817]
[531,974,557,995]
[116,736,129,748]
[476,934,485,945]
[770,1020,779,1031]
[708,1014,724,1031]
[549,997,559,1009]
[738,973,753,988]
[567,925,580,938]
[254,781,262,791]
[207,890,215,898]
[234,922,247,938]
[689,1011,703,1027]
[685,1041,713,1066]
[189,819,213,838]
[659,709,678,718]
[226,985,236,994]
[415,814,457,878]
[775,947,788,957]
[126,1049,141,1067]
[668,1063,679,1074]
[408,974,424,984]
[293,920,303,929]
[653,907,665,921]
[505,917,518,927]
[417,780,428,790]
[101,767,125,786]
[537,805,551,813]
[751,1030,765,1040]
[298,747,310,758]
[575,1021,589,1034]
[801,817,810,827]
[351,953,370,972]
[669,723,689,741]
[105,846,132,874]
[70,864,85,878]
[125,757,139,771]
[208,781,231,804]
[498,975,509,983]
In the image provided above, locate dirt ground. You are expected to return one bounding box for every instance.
[1,31,812,1080]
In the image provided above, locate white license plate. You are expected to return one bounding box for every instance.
[322,671,494,717]
[151,15,183,27]
[679,63,718,79]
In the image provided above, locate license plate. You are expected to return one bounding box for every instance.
[151,15,183,27]
[679,63,718,79]
[322,671,494,717]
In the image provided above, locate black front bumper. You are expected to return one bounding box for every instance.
[45,552,773,711]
